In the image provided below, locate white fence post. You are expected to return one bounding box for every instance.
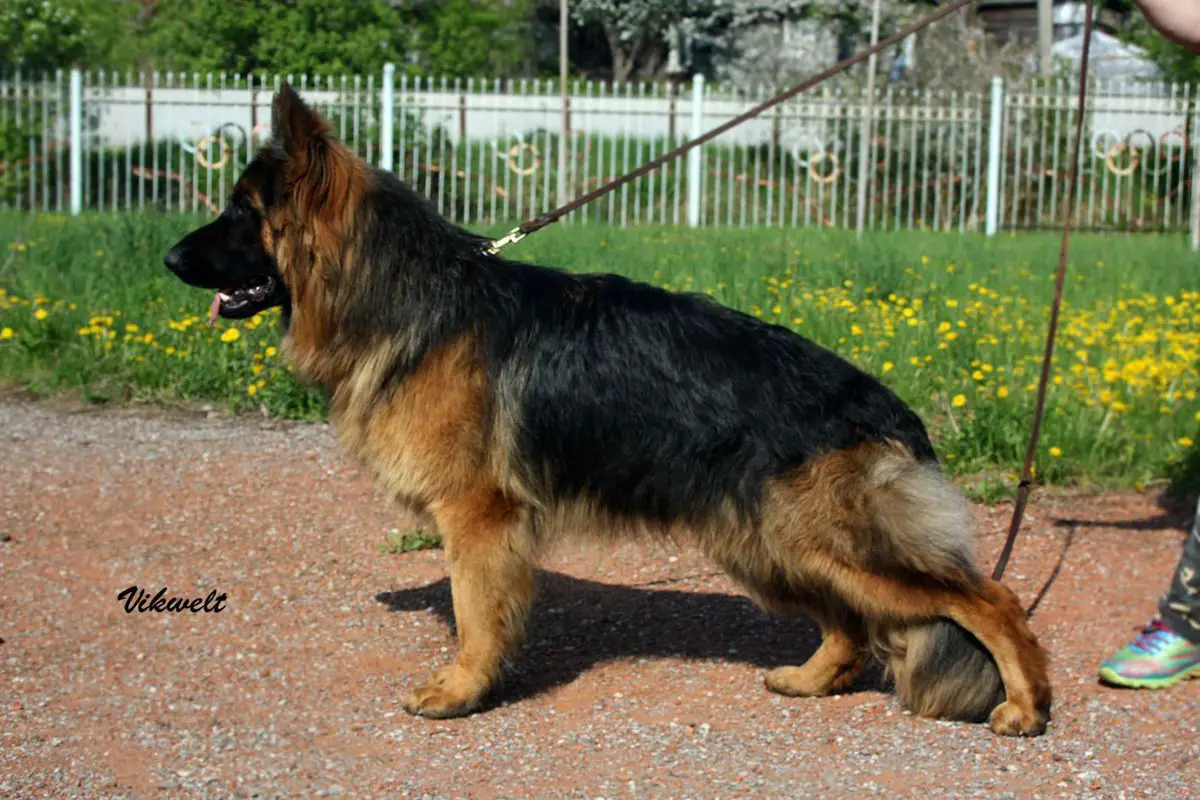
[380,63,395,172]
[69,67,83,215]
[985,76,1004,237]
[686,74,704,228]
[1191,94,1200,252]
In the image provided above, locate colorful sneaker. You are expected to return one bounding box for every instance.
[1098,617,1200,689]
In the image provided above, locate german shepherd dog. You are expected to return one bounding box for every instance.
[164,86,1052,736]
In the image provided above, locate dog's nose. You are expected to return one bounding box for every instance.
[163,247,185,273]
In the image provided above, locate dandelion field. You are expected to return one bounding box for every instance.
[2,212,1199,492]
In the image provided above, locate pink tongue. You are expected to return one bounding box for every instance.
[208,293,221,326]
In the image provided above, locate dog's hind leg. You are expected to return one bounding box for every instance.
[714,551,869,698]
[764,613,868,698]
[403,485,535,719]
[817,559,1051,736]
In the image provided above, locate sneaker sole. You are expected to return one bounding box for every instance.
[1098,661,1200,689]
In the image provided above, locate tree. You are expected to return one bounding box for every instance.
[565,1,932,84]
[411,0,534,78]
[570,0,706,82]
[1,0,89,71]
[138,0,411,75]
[1121,6,1200,84]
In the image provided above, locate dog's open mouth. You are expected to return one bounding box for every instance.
[209,277,279,323]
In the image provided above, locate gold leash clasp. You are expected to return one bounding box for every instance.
[485,227,526,256]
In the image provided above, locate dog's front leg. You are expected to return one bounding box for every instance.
[403,486,534,719]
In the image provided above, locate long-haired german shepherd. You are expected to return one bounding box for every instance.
[164,86,1051,736]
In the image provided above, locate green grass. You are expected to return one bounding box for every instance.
[2,211,1199,492]
[378,527,443,554]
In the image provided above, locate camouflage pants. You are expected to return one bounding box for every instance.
[1159,498,1200,644]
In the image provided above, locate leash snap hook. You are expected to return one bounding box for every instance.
[486,227,527,256]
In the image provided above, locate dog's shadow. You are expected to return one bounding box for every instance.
[376,570,886,707]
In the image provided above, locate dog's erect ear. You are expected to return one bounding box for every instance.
[272,83,331,169]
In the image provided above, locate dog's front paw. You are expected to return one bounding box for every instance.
[403,667,486,719]
[987,700,1049,737]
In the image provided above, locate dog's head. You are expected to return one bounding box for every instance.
[163,84,366,327]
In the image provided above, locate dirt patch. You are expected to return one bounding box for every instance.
[1,399,1197,797]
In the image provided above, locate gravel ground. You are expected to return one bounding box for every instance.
[2,397,1198,799]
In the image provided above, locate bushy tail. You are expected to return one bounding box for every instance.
[861,444,1005,722]
[879,621,1005,722]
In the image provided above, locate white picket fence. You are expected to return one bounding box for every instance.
[2,66,1198,241]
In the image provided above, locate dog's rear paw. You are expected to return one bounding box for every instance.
[987,700,1049,737]
[766,665,836,697]
[403,667,487,719]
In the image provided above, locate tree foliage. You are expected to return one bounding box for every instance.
[1,0,90,72]
[0,0,1043,87]
[411,0,534,78]
[139,0,410,75]
[570,0,698,82]
[1121,4,1200,85]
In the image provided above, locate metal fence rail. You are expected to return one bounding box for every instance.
[2,67,1198,240]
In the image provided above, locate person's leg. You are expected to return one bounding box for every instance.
[1158,497,1200,643]
[1099,497,1200,689]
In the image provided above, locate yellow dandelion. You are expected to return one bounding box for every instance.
[997,386,1010,398]
[882,362,894,373]
[952,394,966,408]
[265,346,277,358]
[1180,438,1194,448]
[34,308,48,320]
[143,333,154,344]
[220,328,241,343]
[125,323,138,332]
[248,384,258,396]
[0,327,13,340]
[1049,447,1062,458]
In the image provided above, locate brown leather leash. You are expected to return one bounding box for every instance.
[992,0,1094,581]
[486,0,1095,583]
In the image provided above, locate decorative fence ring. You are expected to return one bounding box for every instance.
[1126,129,1156,153]
[1145,129,1188,177]
[506,142,541,176]
[194,136,232,170]
[1091,129,1120,160]
[808,151,841,184]
[1105,142,1139,177]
